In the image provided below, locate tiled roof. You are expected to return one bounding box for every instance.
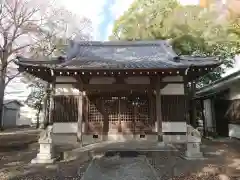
[62,40,180,69]
[4,100,23,106]
[196,70,240,98]
[16,40,220,70]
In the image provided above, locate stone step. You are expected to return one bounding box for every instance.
[61,148,94,163]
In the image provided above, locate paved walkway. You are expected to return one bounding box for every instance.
[81,155,158,180]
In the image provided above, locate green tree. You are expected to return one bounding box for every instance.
[110,0,240,85]
[110,0,179,40]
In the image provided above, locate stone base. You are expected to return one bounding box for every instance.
[157,141,166,147]
[182,142,204,160]
[31,152,56,164]
[183,151,204,160]
[31,157,56,164]
[31,137,56,164]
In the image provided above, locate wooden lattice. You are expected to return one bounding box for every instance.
[87,95,151,134]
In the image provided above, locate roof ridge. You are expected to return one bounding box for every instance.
[180,55,219,61]
[69,40,166,46]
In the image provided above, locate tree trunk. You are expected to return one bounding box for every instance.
[0,67,6,131]
[36,108,41,129]
[0,87,5,131]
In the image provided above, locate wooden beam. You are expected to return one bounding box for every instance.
[54,69,186,77]
[54,81,184,85]
[86,91,149,97]
[114,76,126,84]
[83,84,154,91]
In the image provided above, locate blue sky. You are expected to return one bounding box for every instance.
[98,0,116,40]
[58,0,200,41]
[8,0,239,101]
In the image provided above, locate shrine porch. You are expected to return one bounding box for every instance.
[14,40,220,163]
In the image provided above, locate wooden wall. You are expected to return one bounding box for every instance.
[52,95,79,123]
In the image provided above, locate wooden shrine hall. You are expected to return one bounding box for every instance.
[15,40,220,145]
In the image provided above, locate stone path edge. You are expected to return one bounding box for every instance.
[80,157,97,180]
[144,156,161,180]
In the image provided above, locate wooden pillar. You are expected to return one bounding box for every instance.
[76,76,84,144]
[48,80,56,125]
[42,83,50,128]
[190,81,197,128]
[200,99,206,136]
[83,96,89,134]
[148,90,155,125]
[183,76,190,124]
[156,75,163,142]
[42,93,48,128]
[149,78,155,126]
[77,91,83,144]
[102,98,109,140]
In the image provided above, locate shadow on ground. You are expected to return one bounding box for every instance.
[0,133,239,180]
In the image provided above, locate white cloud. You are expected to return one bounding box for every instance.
[103,0,134,40]
[178,0,199,5]
[56,0,200,40]
[110,0,134,20]
[56,0,107,40]
[106,23,114,39]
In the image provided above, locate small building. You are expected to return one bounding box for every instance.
[15,40,219,145]
[196,70,240,139]
[2,100,23,128]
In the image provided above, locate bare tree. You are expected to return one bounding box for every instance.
[24,7,93,128]
[0,0,43,130]
[0,0,92,130]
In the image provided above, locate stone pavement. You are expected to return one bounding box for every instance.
[81,155,158,180]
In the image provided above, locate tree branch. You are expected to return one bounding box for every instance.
[9,44,31,54]
[0,58,17,73]
[5,72,21,87]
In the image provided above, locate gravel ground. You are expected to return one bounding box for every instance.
[7,159,90,180]
[146,151,183,179]
[146,139,240,180]
[0,130,90,180]
[0,130,240,180]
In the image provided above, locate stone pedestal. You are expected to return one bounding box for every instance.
[157,141,166,147]
[184,142,204,160]
[31,126,56,164]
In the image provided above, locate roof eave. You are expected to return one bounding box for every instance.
[196,72,240,96]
